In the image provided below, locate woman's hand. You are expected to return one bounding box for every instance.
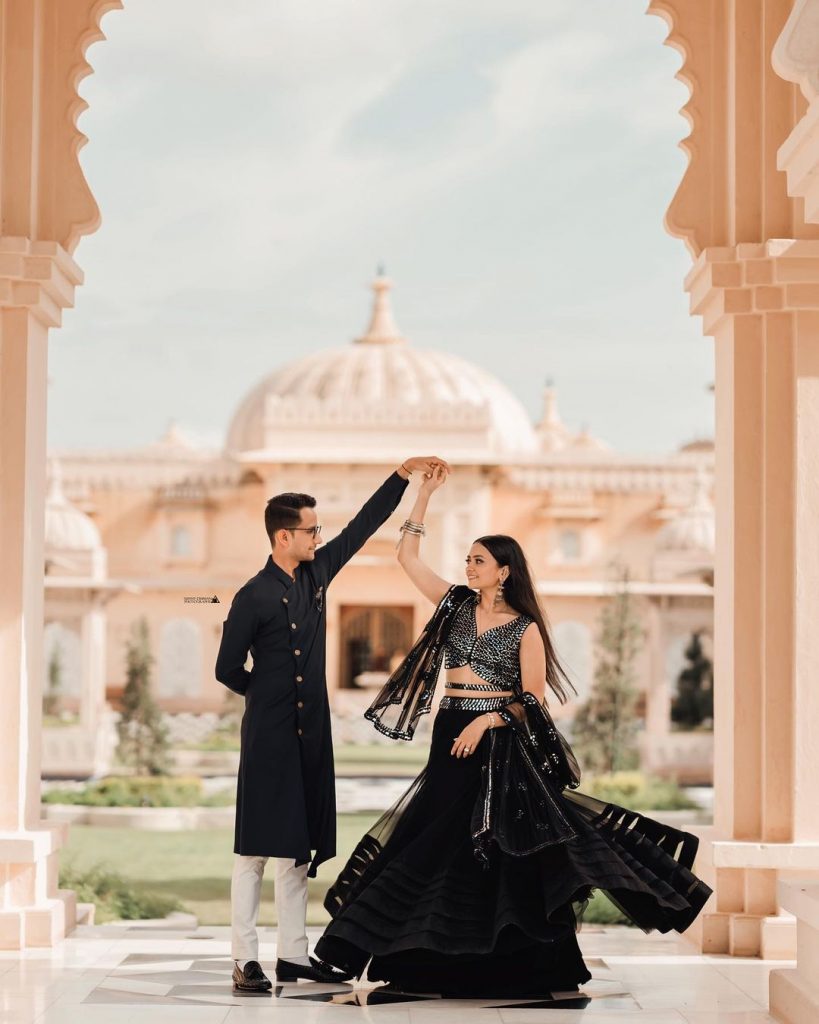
[420,464,448,494]
[451,717,488,758]
[403,455,451,479]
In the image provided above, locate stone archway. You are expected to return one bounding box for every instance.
[3,9,819,993]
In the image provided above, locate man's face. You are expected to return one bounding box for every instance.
[285,506,322,562]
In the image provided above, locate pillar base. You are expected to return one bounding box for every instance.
[0,823,77,949]
[687,838,819,957]
[770,881,819,1023]
[0,892,77,950]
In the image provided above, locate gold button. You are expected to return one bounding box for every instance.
[297,728,303,736]
[291,623,297,630]
[297,701,304,709]
[296,675,303,682]
[294,649,301,656]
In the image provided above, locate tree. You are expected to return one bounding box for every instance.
[670,631,713,730]
[117,618,171,776]
[572,565,644,774]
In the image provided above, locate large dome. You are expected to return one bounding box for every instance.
[226,276,538,460]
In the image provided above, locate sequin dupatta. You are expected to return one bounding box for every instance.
[471,691,582,863]
[364,584,476,740]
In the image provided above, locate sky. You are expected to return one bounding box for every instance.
[48,0,713,456]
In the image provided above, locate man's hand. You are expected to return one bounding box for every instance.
[399,455,452,480]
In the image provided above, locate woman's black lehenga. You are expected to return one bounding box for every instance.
[315,586,712,997]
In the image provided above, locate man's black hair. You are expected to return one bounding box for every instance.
[265,492,316,545]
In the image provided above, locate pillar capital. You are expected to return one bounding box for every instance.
[0,238,83,328]
[685,240,819,335]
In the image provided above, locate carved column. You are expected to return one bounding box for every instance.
[769,3,819,1019]
[682,241,819,961]
[647,0,819,967]
[0,0,120,948]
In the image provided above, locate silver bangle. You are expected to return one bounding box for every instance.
[486,712,496,729]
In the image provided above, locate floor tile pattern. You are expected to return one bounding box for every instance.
[0,923,792,1023]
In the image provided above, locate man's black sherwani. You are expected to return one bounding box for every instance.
[215,471,408,877]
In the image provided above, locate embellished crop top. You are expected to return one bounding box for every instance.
[443,595,533,691]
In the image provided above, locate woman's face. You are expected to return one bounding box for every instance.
[464,542,507,590]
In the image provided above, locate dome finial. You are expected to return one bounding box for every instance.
[355,270,405,345]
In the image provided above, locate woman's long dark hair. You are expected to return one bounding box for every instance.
[474,534,576,705]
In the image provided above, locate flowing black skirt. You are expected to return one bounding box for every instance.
[315,706,711,998]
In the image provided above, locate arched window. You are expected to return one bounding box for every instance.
[170,524,193,558]
[558,528,582,562]
[158,619,202,698]
[552,620,593,704]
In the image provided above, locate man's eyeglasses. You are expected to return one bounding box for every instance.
[288,525,322,538]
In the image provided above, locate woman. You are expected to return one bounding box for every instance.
[315,465,712,998]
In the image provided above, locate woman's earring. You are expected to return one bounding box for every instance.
[494,575,506,606]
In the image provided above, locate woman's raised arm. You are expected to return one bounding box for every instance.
[397,464,453,605]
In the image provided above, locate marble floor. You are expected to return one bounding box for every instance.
[0,922,792,1024]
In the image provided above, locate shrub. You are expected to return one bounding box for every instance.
[43,775,205,807]
[582,889,631,926]
[59,861,182,922]
[581,771,698,811]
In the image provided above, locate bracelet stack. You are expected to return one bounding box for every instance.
[399,519,426,537]
[486,712,497,730]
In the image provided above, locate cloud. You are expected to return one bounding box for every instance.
[55,0,710,455]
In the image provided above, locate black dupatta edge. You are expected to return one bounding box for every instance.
[364,584,476,741]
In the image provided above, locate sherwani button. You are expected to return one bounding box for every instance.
[282,597,288,604]
[296,675,303,682]
[294,649,301,656]
[291,623,297,630]
[297,728,303,736]
[297,701,304,709]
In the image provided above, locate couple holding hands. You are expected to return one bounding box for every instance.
[216,455,710,998]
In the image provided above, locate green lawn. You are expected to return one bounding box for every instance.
[62,815,380,926]
[61,817,629,928]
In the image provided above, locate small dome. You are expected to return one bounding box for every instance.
[656,470,714,554]
[678,437,715,454]
[226,275,538,459]
[45,461,102,553]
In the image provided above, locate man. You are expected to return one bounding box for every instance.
[215,456,449,994]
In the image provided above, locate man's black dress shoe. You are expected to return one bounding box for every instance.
[232,959,273,995]
[275,956,353,983]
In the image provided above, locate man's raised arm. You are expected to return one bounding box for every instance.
[315,456,449,583]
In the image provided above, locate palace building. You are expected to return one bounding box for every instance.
[47,274,714,780]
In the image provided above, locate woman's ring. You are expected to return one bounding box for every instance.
[464,746,471,753]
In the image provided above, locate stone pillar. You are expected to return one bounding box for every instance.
[0,0,121,947]
[646,0,819,969]
[0,240,83,948]
[79,600,107,733]
[684,241,819,960]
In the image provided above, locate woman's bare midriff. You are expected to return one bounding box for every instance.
[444,667,512,700]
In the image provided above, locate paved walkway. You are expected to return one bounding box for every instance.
[0,922,791,1023]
